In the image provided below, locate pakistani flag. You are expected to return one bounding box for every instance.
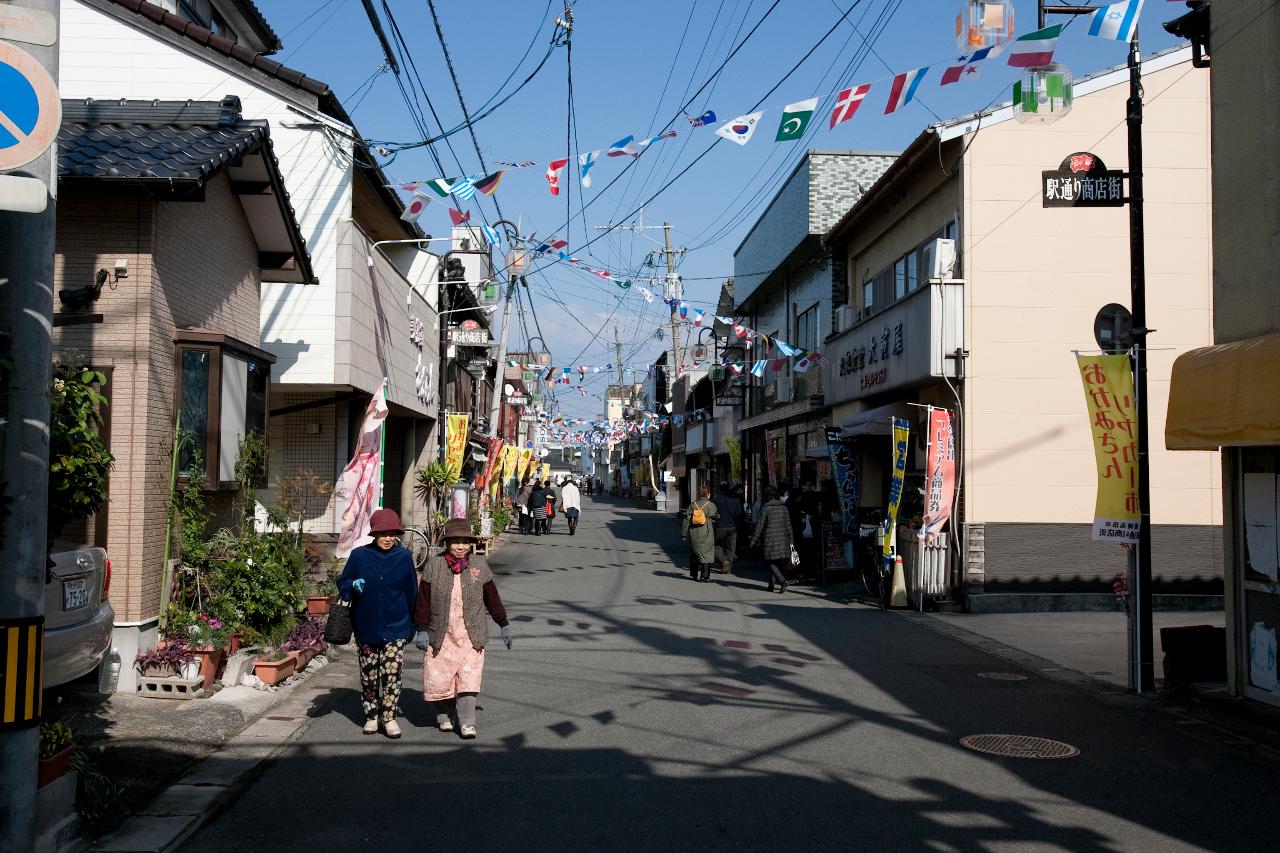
[775,98,818,141]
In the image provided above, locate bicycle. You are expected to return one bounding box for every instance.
[400,526,432,571]
[854,524,887,606]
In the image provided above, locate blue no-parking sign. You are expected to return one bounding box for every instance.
[0,41,60,173]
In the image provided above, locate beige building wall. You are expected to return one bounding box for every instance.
[962,56,1218,533]
[52,174,264,622]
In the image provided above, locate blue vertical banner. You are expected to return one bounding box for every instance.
[826,427,861,537]
[884,417,911,559]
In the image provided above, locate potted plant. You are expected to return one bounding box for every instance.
[135,641,196,678]
[186,613,232,689]
[305,577,337,615]
[280,615,326,669]
[253,649,297,686]
[37,721,75,789]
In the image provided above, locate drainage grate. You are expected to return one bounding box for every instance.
[960,734,1080,759]
[977,672,1028,681]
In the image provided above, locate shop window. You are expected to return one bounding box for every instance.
[174,333,272,488]
[795,304,818,353]
[862,280,874,312]
[906,252,919,292]
[894,258,907,300]
[1240,448,1280,704]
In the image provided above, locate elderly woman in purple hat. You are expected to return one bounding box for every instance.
[413,518,512,739]
[336,508,418,739]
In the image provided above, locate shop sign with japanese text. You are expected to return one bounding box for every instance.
[1043,152,1125,208]
[1077,353,1140,542]
[714,393,743,407]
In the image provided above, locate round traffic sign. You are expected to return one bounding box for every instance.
[0,42,60,172]
[1094,303,1134,355]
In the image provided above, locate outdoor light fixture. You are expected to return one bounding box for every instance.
[1013,63,1073,124]
[956,1,1015,51]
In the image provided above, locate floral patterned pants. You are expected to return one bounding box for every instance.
[357,640,406,723]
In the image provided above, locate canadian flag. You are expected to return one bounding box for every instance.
[546,158,569,196]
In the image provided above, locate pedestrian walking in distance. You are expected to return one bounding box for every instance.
[517,479,534,534]
[682,485,719,582]
[414,519,512,739]
[560,477,582,535]
[528,480,548,535]
[751,487,794,593]
[712,481,743,575]
[336,508,418,738]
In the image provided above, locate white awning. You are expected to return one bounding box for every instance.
[841,402,915,437]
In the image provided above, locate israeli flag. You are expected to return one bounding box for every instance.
[1088,0,1143,42]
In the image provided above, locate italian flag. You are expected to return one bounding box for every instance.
[1006,24,1063,68]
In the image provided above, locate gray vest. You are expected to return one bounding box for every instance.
[423,554,494,652]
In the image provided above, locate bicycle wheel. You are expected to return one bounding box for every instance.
[858,549,883,604]
[401,528,431,571]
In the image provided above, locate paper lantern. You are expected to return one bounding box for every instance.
[956,2,1015,51]
[1013,64,1073,124]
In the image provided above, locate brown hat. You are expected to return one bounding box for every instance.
[368,508,404,536]
[441,518,477,542]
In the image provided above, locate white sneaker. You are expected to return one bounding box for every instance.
[383,720,402,739]
[459,724,477,739]
[362,719,379,735]
[438,719,454,732]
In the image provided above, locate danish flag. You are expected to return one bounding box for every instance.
[830,84,871,129]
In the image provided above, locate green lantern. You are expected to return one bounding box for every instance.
[1013,63,1073,124]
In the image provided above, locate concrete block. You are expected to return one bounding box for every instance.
[221,650,258,687]
[35,771,80,853]
[91,815,193,853]
[135,676,204,699]
[137,784,226,817]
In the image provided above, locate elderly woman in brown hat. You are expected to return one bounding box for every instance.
[413,518,512,739]
[336,508,418,738]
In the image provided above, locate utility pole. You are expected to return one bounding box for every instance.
[614,325,623,385]
[486,220,525,441]
[0,2,59,847]
[1038,0,1153,692]
[663,221,683,380]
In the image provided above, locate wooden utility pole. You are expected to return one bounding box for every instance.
[663,221,683,380]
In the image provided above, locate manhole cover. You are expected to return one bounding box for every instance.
[977,672,1028,681]
[960,734,1080,759]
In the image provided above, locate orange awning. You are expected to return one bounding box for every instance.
[1166,332,1280,450]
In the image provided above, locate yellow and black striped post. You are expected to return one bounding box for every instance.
[0,617,43,730]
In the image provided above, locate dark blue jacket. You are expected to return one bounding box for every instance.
[337,542,418,645]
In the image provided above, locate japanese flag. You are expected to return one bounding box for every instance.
[400,192,430,223]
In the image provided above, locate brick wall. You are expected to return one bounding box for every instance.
[52,174,264,622]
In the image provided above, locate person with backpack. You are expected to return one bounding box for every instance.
[681,484,719,582]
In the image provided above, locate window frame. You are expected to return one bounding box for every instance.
[172,330,275,490]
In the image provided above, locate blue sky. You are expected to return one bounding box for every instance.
[257,0,1187,421]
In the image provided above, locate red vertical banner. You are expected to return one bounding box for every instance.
[476,438,503,508]
[920,408,957,542]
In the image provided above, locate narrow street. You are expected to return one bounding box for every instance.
[181,497,1278,852]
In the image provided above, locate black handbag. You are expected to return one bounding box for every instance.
[324,600,353,644]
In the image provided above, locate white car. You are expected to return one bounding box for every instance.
[44,547,114,687]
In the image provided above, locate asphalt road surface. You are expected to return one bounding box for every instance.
[182,497,1280,852]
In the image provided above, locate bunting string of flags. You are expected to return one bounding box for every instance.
[385,14,1143,211]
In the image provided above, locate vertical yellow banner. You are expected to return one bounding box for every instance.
[501,445,518,487]
[541,463,551,483]
[883,417,910,558]
[445,413,469,479]
[518,448,534,481]
[1077,354,1140,542]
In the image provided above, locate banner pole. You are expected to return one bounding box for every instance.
[378,378,387,509]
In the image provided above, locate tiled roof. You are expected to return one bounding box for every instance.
[58,102,266,182]
[97,0,328,96]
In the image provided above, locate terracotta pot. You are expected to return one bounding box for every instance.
[253,655,297,686]
[229,634,242,654]
[313,638,328,656]
[37,745,74,789]
[192,646,226,690]
[295,647,315,669]
[140,662,181,678]
[305,596,331,616]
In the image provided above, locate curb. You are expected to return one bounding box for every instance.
[897,609,1280,766]
[86,650,352,852]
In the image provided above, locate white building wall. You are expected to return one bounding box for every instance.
[60,0,347,384]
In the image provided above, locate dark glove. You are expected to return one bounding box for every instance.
[352,578,366,594]
[413,630,429,651]
[500,624,512,649]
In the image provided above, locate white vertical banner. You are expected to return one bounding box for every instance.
[335,386,389,558]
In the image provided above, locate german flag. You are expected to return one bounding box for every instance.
[472,171,505,196]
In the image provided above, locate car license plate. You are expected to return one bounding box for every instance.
[63,578,89,611]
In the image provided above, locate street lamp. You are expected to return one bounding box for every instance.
[1028,0,1154,693]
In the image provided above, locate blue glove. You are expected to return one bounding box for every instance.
[413,631,429,651]
[500,624,512,649]
[352,578,366,594]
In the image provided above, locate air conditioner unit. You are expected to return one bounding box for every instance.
[834,304,855,333]
[775,376,793,403]
[922,238,958,281]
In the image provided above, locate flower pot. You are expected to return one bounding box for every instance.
[140,662,181,678]
[38,745,74,789]
[229,634,242,654]
[295,647,315,670]
[253,655,297,686]
[306,596,331,616]
[192,646,227,690]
